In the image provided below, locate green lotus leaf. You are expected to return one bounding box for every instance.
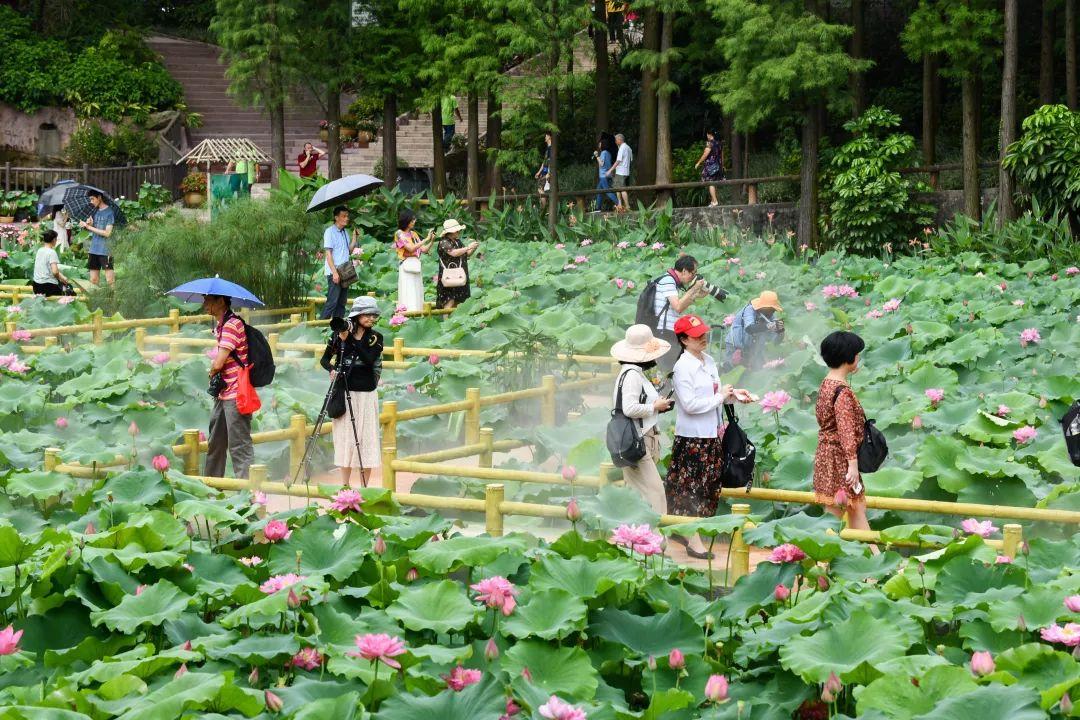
[857,665,979,720]
[268,516,371,581]
[934,556,1027,607]
[171,499,244,526]
[576,484,660,532]
[829,550,903,581]
[202,633,299,663]
[108,671,226,720]
[588,608,702,657]
[718,560,798,620]
[385,579,478,635]
[97,674,148,701]
[5,471,71,500]
[289,692,363,720]
[987,586,1072,632]
[910,684,1045,720]
[89,581,192,634]
[377,677,505,720]
[94,470,170,507]
[528,554,644,599]
[779,607,915,684]
[272,677,366,715]
[1025,537,1080,584]
[500,588,587,640]
[0,709,92,720]
[408,533,531,575]
[503,640,599,701]
[995,642,1080,709]
[879,523,957,546]
[916,435,978,493]
[0,523,42,567]
[641,578,712,623]
[958,620,1026,654]
[68,644,198,685]
[743,512,841,547]
[862,466,923,497]
[661,513,755,539]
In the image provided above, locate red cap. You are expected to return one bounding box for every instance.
[673,314,711,338]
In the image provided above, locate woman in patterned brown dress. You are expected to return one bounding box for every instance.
[813,330,873,534]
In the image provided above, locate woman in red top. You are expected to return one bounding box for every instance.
[813,331,873,534]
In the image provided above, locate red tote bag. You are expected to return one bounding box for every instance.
[235,365,262,415]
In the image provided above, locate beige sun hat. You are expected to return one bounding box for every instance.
[610,324,672,363]
[440,218,466,236]
[751,290,783,312]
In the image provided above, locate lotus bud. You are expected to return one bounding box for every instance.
[668,648,685,670]
[265,690,284,712]
[647,655,657,671]
[566,498,581,522]
[704,614,715,628]
[1060,694,1074,714]
[406,567,419,582]
[152,455,170,472]
[373,534,387,556]
[85,521,96,535]
[287,588,302,609]
[174,663,188,679]
[485,637,499,661]
[917,561,926,575]
[128,421,140,437]
[912,415,923,430]
[822,671,843,703]
[521,667,532,682]
[428,354,440,366]
[774,584,790,602]
[705,674,729,703]
[248,666,259,685]
[1017,615,1027,632]
[970,651,994,677]
[181,640,192,651]
[1065,595,1080,613]
[817,575,830,592]
[1039,396,1048,408]
[185,521,196,537]
[561,465,577,482]
[55,417,68,429]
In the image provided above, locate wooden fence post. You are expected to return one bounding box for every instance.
[381,401,398,450]
[169,308,181,333]
[288,414,308,482]
[393,337,405,363]
[248,464,267,491]
[485,484,505,537]
[289,313,301,327]
[382,446,397,491]
[307,300,318,320]
[168,341,181,362]
[598,461,614,488]
[134,327,146,352]
[44,447,61,471]
[268,332,279,357]
[1002,523,1023,559]
[465,388,481,445]
[479,427,494,468]
[422,301,433,317]
[730,503,752,584]
[92,310,103,344]
[541,375,556,426]
[182,429,201,475]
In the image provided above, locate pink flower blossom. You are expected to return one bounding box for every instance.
[614,278,624,289]
[253,491,268,506]
[1064,595,1080,613]
[395,304,408,313]
[1013,425,1038,444]
[55,417,68,429]
[1019,328,1041,345]
[609,523,664,556]
[389,314,407,327]
[485,637,500,661]
[0,625,23,655]
[1066,266,1079,276]
[84,522,96,535]
[650,242,665,251]
[866,309,884,319]
[151,455,170,472]
[1012,299,1025,307]
[561,465,577,481]
[960,518,999,538]
[348,633,407,668]
[406,384,416,393]
[768,543,807,564]
[912,415,923,430]
[925,388,945,405]
[668,648,685,670]
[428,354,440,365]
[264,519,291,542]
[580,238,593,246]
[804,301,816,312]
[373,534,386,555]
[174,662,188,679]
[405,567,419,582]
[728,257,741,264]
[471,576,519,616]
[616,241,629,249]
[566,497,581,522]
[822,285,839,298]
[723,314,735,327]
[760,390,791,413]
[996,405,1011,417]
[330,488,364,513]
[882,298,902,312]
[265,690,284,712]
[291,647,323,671]
[240,556,263,567]
[574,255,589,264]
[0,250,7,259]
[442,665,483,691]
[822,671,843,703]
[7,306,20,314]
[755,271,767,280]
[774,584,791,601]
[1041,623,1080,646]
[4,359,28,374]
[705,674,729,703]
[259,573,305,594]
[538,695,587,720]
[128,421,140,437]
[135,585,147,596]
[151,352,170,365]
[10,329,31,342]
[995,555,1013,564]
[554,243,565,250]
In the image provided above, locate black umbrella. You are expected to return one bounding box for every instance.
[62,184,117,222]
[36,179,79,216]
[305,174,383,213]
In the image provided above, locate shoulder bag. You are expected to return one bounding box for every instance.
[832,385,888,473]
[440,254,467,288]
[606,368,648,467]
[719,404,756,489]
[401,255,422,274]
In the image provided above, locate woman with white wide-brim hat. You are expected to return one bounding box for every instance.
[610,324,674,513]
[435,218,478,310]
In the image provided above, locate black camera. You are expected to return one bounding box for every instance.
[208,373,226,397]
[330,316,358,335]
[695,276,728,301]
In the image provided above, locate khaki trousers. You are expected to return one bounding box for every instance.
[621,429,667,514]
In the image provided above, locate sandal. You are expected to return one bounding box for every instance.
[686,547,716,560]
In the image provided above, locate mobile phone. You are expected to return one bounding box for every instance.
[851,481,863,495]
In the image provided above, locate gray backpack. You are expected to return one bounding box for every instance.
[607,369,648,467]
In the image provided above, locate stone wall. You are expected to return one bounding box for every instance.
[0,103,116,162]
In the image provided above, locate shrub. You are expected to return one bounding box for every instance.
[115,182,174,222]
[1002,104,1080,230]
[822,106,933,255]
[63,47,183,122]
[932,200,1080,267]
[180,173,207,194]
[65,121,158,166]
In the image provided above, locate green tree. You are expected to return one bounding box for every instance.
[706,0,867,246]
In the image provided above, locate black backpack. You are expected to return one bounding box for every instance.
[720,404,756,489]
[635,274,669,329]
[227,312,276,388]
[607,368,648,468]
[832,386,887,473]
[1062,401,1080,467]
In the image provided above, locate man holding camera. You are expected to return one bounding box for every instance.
[321,205,359,320]
[648,254,717,374]
[725,290,785,370]
[203,294,254,479]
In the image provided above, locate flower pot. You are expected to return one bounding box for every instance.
[340,127,357,140]
[355,139,369,149]
[0,216,13,224]
[319,129,329,142]
[183,192,205,208]
[357,130,374,144]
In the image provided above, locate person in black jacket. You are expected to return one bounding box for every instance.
[320,296,384,487]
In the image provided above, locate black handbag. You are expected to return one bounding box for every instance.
[327,377,346,419]
[832,386,888,473]
[1062,400,1080,467]
[719,404,756,489]
[607,369,648,467]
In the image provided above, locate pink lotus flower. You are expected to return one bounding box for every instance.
[485,637,500,661]
[291,647,322,671]
[0,625,23,655]
[650,242,665,251]
[264,690,284,712]
[406,384,416,393]
[253,491,268,506]
[822,671,843,703]
[1066,266,1079,276]
[152,455,170,472]
[760,390,791,413]
[762,358,786,369]
[705,674,729,703]
[1040,623,1080,646]
[817,575,830,591]
[668,648,685,670]
[1019,328,1041,346]
[769,543,807,564]
[616,241,629,249]
[866,309,884,319]
[55,417,68,429]
[395,304,408,314]
[566,497,581,522]
[330,488,364,513]
[287,588,303,608]
[925,388,944,405]
[996,405,1011,417]
[471,576,519,616]
[348,633,406,668]
[10,329,31,342]
[554,243,565,250]
[429,353,440,365]
[389,314,407,327]
[755,271,767,280]
[240,556,263,567]
[84,522,96,535]
[882,298,902,313]
[723,314,735,327]
[609,523,663,556]
[151,352,170,365]
[538,695,587,720]
[259,573,305,594]
[804,301,816,312]
[580,238,593,246]
[442,665,482,691]
[574,255,589,264]
[774,584,791,601]
[614,278,624,289]
[627,280,635,289]
[995,555,1012,564]
[960,518,999,538]
[561,465,577,481]
[822,285,839,298]
[264,520,291,542]
[1065,595,1080,613]
[1013,426,1037,444]
[0,250,7,259]
[727,257,741,264]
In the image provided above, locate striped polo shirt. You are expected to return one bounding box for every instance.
[215,314,248,400]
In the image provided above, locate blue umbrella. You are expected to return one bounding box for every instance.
[305,173,383,213]
[166,276,265,308]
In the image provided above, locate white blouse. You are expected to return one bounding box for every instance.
[672,350,727,438]
[612,365,660,433]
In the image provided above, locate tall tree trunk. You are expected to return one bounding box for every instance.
[1041,0,1056,106]
[326,84,341,180]
[431,109,446,198]
[654,11,673,205]
[270,101,285,187]
[797,104,821,247]
[547,0,560,235]
[593,0,609,135]
[637,7,660,192]
[466,90,480,211]
[382,95,398,190]
[850,0,867,116]
[485,92,502,194]
[725,115,742,203]
[999,0,1018,225]
[1069,0,1078,109]
[922,53,939,175]
[961,74,981,221]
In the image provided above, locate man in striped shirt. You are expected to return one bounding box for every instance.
[203,294,254,479]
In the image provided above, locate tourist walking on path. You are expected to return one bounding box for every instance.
[814,331,876,542]
[441,95,463,149]
[297,143,325,179]
[321,205,359,320]
[593,134,619,212]
[435,218,478,310]
[535,132,553,204]
[609,133,632,210]
[80,190,115,286]
[31,230,70,296]
[725,290,785,370]
[394,210,435,312]
[321,296,383,488]
[203,294,253,479]
[694,130,725,207]
[610,324,674,514]
[666,314,754,557]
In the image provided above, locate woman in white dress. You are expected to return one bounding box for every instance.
[394,210,434,312]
